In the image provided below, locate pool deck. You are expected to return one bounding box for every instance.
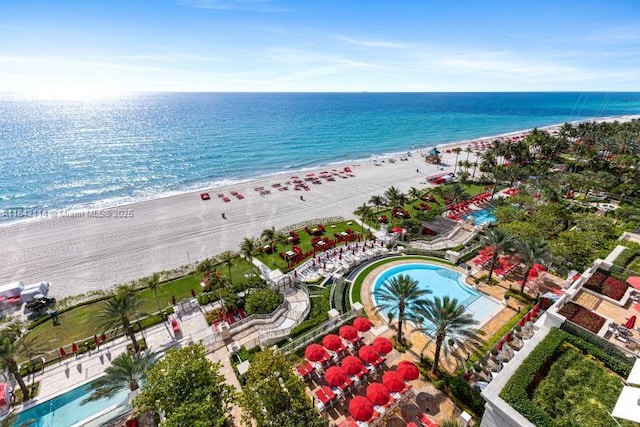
[360,257,526,373]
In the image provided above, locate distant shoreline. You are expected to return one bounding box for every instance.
[2,113,638,230]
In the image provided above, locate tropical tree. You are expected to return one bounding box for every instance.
[452,147,463,175]
[441,183,470,205]
[240,237,256,263]
[384,186,406,209]
[241,348,327,427]
[83,351,157,403]
[218,250,238,286]
[0,333,30,399]
[368,195,386,211]
[516,237,550,293]
[354,203,373,233]
[408,186,422,201]
[480,228,516,281]
[99,289,143,352]
[146,273,164,318]
[135,344,235,426]
[414,296,484,374]
[260,227,277,263]
[374,275,431,344]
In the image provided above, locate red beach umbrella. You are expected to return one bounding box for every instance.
[518,317,527,327]
[101,333,108,343]
[325,366,348,387]
[71,342,78,353]
[397,361,420,381]
[358,345,380,364]
[349,396,374,421]
[59,347,67,358]
[305,344,328,362]
[495,340,503,351]
[322,334,344,352]
[366,383,391,406]
[372,336,393,355]
[626,276,640,290]
[353,317,372,332]
[625,315,636,329]
[339,325,359,342]
[382,371,406,393]
[341,356,365,376]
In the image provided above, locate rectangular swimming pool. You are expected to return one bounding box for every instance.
[14,380,130,427]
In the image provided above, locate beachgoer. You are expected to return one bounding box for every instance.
[300,196,305,201]
[416,168,420,173]
[221,212,226,219]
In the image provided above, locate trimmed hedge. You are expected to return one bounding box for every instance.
[501,328,633,427]
[290,287,331,339]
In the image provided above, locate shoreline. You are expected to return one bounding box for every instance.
[2,113,638,229]
[1,114,639,298]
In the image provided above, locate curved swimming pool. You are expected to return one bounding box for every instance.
[372,263,501,334]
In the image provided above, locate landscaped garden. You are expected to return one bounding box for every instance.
[583,270,629,301]
[557,301,606,334]
[501,328,635,427]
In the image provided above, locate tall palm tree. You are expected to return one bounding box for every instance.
[516,238,549,293]
[374,275,431,344]
[480,228,516,281]
[240,237,256,263]
[260,227,276,263]
[384,186,406,209]
[414,296,484,374]
[368,195,386,212]
[146,273,163,317]
[99,290,143,352]
[82,351,157,404]
[452,147,463,175]
[218,251,238,286]
[0,334,30,399]
[441,183,470,205]
[354,203,373,233]
[408,187,422,201]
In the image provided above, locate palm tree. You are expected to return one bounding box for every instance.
[0,334,30,399]
[82,351,156,403]
[374,275,431,344]
[99,290,143,352]
[441,183,470,205]
[240,237,256,263]
[368,195,386,211]
[146,273,163,317]
[218,251,238,286]
[516,238,549,294]
[480,228,516,281]
[452,147,463,175]
[260,227,276,263]
[384,186,406,209]
[414,296,484,374]
[408,186,422,201]
[354,203,373,233]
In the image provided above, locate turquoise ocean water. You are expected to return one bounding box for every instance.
[1,92,639,221]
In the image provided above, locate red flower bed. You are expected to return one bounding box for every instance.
[584,270,628,301]
[558,302,605,334]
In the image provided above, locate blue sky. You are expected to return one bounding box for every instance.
[1,0,639,94]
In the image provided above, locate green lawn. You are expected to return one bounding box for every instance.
[255,219,362,271]
[26,258,256,360]
[626,256,640,278]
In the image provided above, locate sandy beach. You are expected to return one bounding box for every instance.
[2,115,638,298]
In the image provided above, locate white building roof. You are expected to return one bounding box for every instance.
[627,358,640,387]
[612,386,640,423]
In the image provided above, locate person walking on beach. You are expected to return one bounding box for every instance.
[300,195,305,201]
[221,212,226,219]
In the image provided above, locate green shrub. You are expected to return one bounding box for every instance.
[244,288,283,315]
[501,327,634,427]
[444,374,485,418]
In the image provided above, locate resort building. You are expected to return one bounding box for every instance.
[480,237,640,427]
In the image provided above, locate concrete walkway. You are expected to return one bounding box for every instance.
[22,306,217,413]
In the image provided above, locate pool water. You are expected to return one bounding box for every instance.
[14,380,130,427]
[372,263,501,334]
[464,208,496,226]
